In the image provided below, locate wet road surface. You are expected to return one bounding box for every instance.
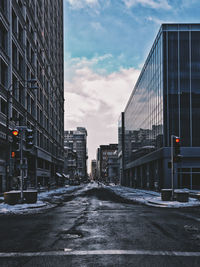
[0,184,200,266]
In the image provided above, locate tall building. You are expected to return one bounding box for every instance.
[96,144,118,183]
[90,159,96,180]
[119,24,200,190]
[64,128,88,180]
[63,146,77,180]
[0,0,64,191]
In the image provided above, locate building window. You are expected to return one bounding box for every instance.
[38,158,43,169]
[0,0,7,15]
[19,53,24,76]
[12,75,18,99]
[18,23,23,46]
[12,108,18,121]
[19,83,24,106]
[0,21,8,53]
[12,10,17,35]
[27,93,30,113]
[0,98,7,114]
[31,98,35,116]
[12,42,18,69]
[0,59,8,87]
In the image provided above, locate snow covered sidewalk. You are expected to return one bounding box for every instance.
[107,185,200,208]
[0,185,82,215]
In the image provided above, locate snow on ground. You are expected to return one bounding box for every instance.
[0,183,200,215]
[0,185,82,215]
[108,185,200,208]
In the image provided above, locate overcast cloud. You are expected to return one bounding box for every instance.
[64,56,140,164]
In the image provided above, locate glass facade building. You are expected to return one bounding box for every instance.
[119,24,200,190]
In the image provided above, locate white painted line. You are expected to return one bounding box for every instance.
[0,250,200,258]
[64,248,72,252]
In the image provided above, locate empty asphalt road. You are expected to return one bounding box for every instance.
[0,184,200,267]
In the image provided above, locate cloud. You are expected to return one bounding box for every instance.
[64,55,140,163]
[91,22,104,31]
[147,16,165,25]
[65,0,99,9]
[123,0,171,10]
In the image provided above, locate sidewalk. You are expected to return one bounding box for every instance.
[107,185,200,208]
[0,185,82,215]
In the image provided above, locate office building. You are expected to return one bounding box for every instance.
[64,128,88,180]
[119,24,200,190]
[90,159,96,180]
[63,146,77,180]
[97,144,118,183]
[0,0,64,191]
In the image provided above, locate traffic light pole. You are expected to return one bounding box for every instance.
[20,130,24,202]
[171,135,174,200]
[16,126,27,202]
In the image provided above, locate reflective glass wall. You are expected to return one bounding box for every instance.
[163,24,200,147]
[123,24,200,166]
[124,31,163,164]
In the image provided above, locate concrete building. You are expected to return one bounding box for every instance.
[119,23,200,190]
[63,146,77,180]
[64,128,88,181]
[90,159,96,180]
[0,0,64,191]
[97,144,118,183]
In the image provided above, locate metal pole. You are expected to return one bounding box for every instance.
[20,130,24,202]
[171,135,174,200]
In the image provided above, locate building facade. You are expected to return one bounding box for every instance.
[119,24,200,190]
[0,0,64,191]
[64,128,88,180]
[96,144,118,183]
[63,146,77,180]
[90,159,96,180]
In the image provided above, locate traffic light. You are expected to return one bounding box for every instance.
[25,129,34,150]
[11,129,20,151]
[173,136,182,162]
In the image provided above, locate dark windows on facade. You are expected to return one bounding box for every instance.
[0,0,7,15]
[19,53,24,76]
[0,59,8,87]
[12,10,17,35]
[18,23,23,46]
[12,42,18,69]
[0,21,8,53]
[0,98,6,114]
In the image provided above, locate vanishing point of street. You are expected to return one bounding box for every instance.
[0,184,200,267]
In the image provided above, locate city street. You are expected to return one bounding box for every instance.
[0,184,200,266]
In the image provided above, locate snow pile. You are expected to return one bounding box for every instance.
[108,185,200,208]
[0,201,48,215]
[0,185,82,215]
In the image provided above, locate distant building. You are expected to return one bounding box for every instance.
[64,128,88,180]
[119,23,200,190]
[91,160,97,180]
[96,144,118,183]
[107,151,119,184]
[64,147,77,179]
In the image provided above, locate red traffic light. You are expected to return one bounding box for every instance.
[11,151,15,158]
[12,130,19,136]
[175,138,180,143]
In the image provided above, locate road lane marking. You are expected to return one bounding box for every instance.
[0,250,200,257]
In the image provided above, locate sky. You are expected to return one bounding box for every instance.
[64,0,200,172]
